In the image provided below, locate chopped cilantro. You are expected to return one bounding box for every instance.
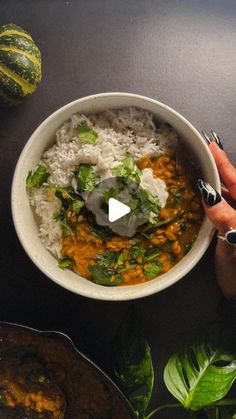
[60,221,73,238]
[96,250,117,268]
[76,121,98,144]
[102,187,120,204]
[58,258,72,269]
[130,246,145,259]
[72,199,84,214]
[74,164,100,193]
[116,251,126,266]
[144,261,163,279]
[112,156,141,183]
[26,165,49,188]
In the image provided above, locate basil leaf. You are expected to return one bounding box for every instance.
[26,165,49,188]
[144,262,163,279]
[58,258,72,269]
[76,121,98,144]
[164,340,236,411]
[88,265,122,286]
[113,309,154,417]
[74,164,100,193]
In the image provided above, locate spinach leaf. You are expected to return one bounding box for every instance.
[58,258,72,269]
[88,265,122,286]
[112,156,141,183]
[130,246,145,259]
[76,121,98,144]
[144,262,163,279]
[113,309,154,418]
[164,340,236,411]
[26,165,50,188]
[74,164,100,193]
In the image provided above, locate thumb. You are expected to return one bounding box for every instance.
[197,179,236,233]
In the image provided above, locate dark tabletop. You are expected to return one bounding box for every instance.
[1,1,236,418]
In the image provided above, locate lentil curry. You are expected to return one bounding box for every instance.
[61,154,203,286]
[0,325,134,418]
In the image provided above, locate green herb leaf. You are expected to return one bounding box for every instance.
[90,225,113,238]
[113,309,154,417]
[88,265,122,286]
[60,221,73,238]
[144,261,163,278]
[58,258,72,269]
[164,340,236,411]
[116,250,126,266]
[72,199,84,214]
[26,165,50,188]
[76,121,98,144]
[112,156,141,183]
[74,164,100,193]
[103,187,120,204]
[96,250,117,268]
[130,246,145,259]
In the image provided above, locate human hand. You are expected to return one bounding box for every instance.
[197,132,236,299]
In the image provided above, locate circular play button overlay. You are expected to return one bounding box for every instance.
[85,177,152,237]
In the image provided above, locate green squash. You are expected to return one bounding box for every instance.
[0,23,42,106]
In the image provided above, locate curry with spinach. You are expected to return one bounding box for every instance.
[60,154,203,286]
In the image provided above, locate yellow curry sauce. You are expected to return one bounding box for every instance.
[61,155,203,285]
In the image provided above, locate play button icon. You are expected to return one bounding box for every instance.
[108,198,131,222]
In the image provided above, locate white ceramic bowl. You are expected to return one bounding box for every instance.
[11,92,220,301]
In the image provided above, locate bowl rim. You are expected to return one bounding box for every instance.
[11,92,221,301]
[0,321,137,418]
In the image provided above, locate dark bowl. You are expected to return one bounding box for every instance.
[0,321,136,419]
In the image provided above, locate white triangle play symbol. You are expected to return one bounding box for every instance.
[108,198,131,222]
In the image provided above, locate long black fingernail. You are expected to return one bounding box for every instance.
[201,131,211,145]
[210,131,224,150]
[197,179,222,206]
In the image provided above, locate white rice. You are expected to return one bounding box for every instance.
[29,107,178,258]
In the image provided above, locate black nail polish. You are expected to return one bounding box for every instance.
[201,131,211,145]
[197,179,222,206]
[211,131,224,150]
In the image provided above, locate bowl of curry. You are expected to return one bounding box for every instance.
[11,92,220,300]
[0,322,136,419]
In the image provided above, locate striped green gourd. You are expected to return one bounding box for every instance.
[0,23,42,106]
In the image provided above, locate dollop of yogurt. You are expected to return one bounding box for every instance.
[140,168,168,208]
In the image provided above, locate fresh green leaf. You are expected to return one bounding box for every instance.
[76,121,98,144]
[74,164,100,193]
[72,199,84,214]
[53,211,64,221]
[116,250,126,266]
[113,309,154,417]
[88,265,122,286]
[139,189,161,217]
[112,156,141,183]
[26,165,49,188]
[144,262,163,279]
[103,187,120,204]
[164,340,236,411]
[144,247,161,261]
[130,246,145,259]
[96,250,117,268]
[58,258,72,269]
[60,221,73,238]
